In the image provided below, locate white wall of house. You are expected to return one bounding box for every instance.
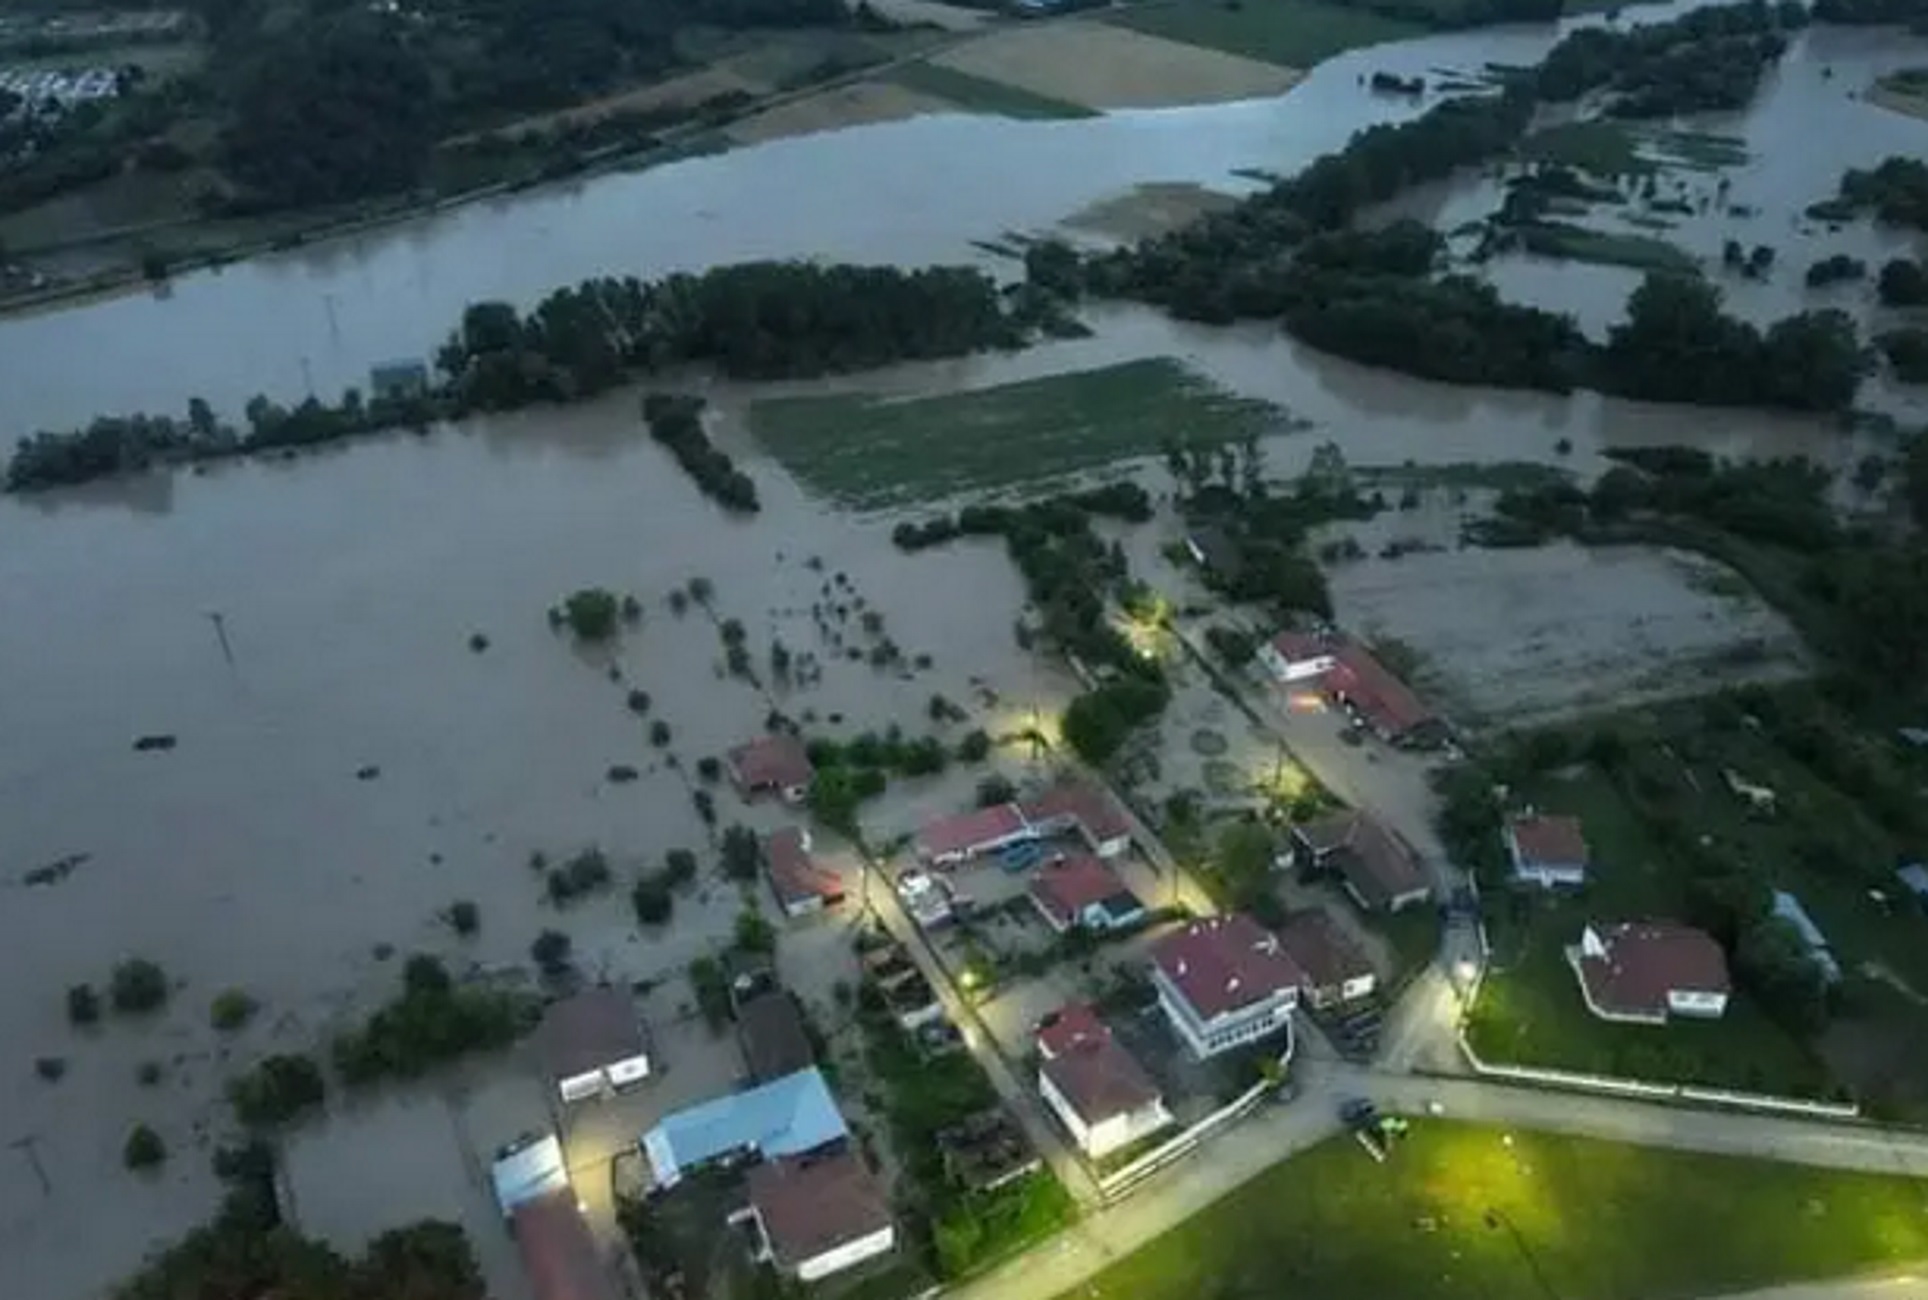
[1039,1069,1172,1159]
[779,894,825,920]
[1666,988,1729,1018]
[1151,971,1296,1060]
[1507,830,1586,888]
[794,1225,897,1283]
[1258,643,1336,683]
[556,1051,651,1103]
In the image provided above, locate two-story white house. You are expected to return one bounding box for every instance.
[1148,915,1305,1060]
[1035,1003,1173,1159]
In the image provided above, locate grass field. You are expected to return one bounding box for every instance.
[749,358,1283,509]
[1105,0,1420,70]
[1068,1122,1928,1300]
[886,59,1098,120]
[1517,221,1699,273]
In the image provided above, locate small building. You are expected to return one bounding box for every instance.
[914,802,1035,866]
[1325,643,1440,746]
[727,734,814,804]
[1149,914,1305,1060]
[368,358,428,403]
[1035,1003,1173,1159]
[1569,921,1731,1024]
[737,991,816,1085]
[765,826,843,918]
[1029,854,1146,934]
[1022,780,1134,858]
[491,1133,569,1216]
[1505,814,1589,889]
[1258,630,1338,683]
[1772,890,1842,984]
[896,870,953,929]
[538,987,649,1105]
[1289,809,1431,913]
[735,1150,895,1284]
[491,1136,618,1300]
[1275,909,1376,1010]
[640,1067,846,1190]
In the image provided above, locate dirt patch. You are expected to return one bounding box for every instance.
[1323,540,1807,731]
[726,79,955,143]
[1062,181,1240,241]
[933,20,1303,111]
[1867,81,1928,124]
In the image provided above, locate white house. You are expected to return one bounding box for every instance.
[1570,921,1731,1024]
[537,987,649,1105]
[733,1150,895,1283]
[1505,813,1589,888]
[1148,915,1305,1060]
[1275,909,1377,1010]
[1257,630,1338,683]
[1035,1003,1173,1159]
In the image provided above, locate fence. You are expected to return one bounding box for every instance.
[1096,1077,1272,1202]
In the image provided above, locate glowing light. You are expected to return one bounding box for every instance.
[1455,960,1477,985]
[1287,691,1327,713]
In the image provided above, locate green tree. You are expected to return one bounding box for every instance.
[111,959,169,1014]
[559,588,620,641]
[210,989,259,1032]
[228,1053,326,1128]
[123,1124,166,1170]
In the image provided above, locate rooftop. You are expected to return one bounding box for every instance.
[1578,921,1730,1018]
[512,1189,619,1300]
[765,827,842,910]
[1029,854,1140,929]
[1150,914,1306,1021]
[1036,1003,1163,1125]
[1269,630,1335,664]
[1297,810,1427,907]
[492,1134,567,1214]
[748,1150,891,1270]
[1508,814,1589,868]
[1327,642,1434,736]
[737,991,816,1084]
[1276,909,1374,992]
[539,987,645,1083]
[915,801,1030,860]
[641,1067,846,1188]
[728,733,813,792]
[1021,780,1132,847]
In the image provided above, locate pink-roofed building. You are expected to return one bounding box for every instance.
[1506,813,1589,888]
[1569,922,1731,1024]
[1148,915,1305,1060]
[1021,780,1134,859]
[1035,1004,1173,1159]
[764,827,844,919]
[1029,854,1145,934]
[727,734,814,804]
[1258,631,1339,683]
[914,803,1035,866]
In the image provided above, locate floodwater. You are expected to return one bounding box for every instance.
[0,3,1921,1296]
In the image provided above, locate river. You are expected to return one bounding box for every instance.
[0,4,1924,1299]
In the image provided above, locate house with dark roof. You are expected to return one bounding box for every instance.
[1276,909,1376,1010]
[727,734,814,804]
[914,802,1035,865]
[538,987,649,1105]
[737,991,816,1084]
[1035,1003,1173,1159]
[1021,780,1134,859]
[1505,814,1589,888]
[1289,809,1431,913]
[733,1150,895,1283]
[1029,855,1146,934]
[1149,914,1305,1060]
[764,826,843,918]
[1569,921,1730,1024]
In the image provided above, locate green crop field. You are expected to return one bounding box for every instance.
[1067,1122,1928,1300]
[886,60,1097,120]
[1517,221,1700,273]
[749,358,1283,509]
[1106,0,1420,70]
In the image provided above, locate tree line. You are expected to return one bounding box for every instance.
[7,259,1026,492]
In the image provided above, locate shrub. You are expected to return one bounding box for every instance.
[228,1053,326,1127]
[663,849,698,887]
[688,957,732,1030]
[35,1056,66,1081]
[547,848,612,904]
[632,876,673,925]
[123,1124,166,1170]
[110,959,169,1015]
[720,825,762,881]
[403,954,452,998]
[210,988,259,1032]
[696,756,722,782]
[649,720,672,747]
[468,632,490,652]
[734,908,776,954]
[531,930,572,975]
[976,774,1017,807]
[447,900,480,936]
[558,588,621,641]
[66,983,101,1026]
[331,967,532,1087]
[626,689,652,715]
[956,729,992,763]
[692,790,716,825]
[137,1061,164,1086]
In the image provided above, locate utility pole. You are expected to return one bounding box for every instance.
[11,1135,49,1196]
[206,611,235,667]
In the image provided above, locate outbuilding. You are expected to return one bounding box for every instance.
[538,987,649,1105]
[735,1150,896,1283]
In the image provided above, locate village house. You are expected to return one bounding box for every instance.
[1258,631,1443,747]
[1021,780,1135,858]
[1569,921,1731,1024]
[764,826,844,918]
[727,733,814,804]
[914,802,1035,866]
[1505,813,1590,888]
[1288,808,1431,913]
[1029,854,1146,934]
[1149,914,1306,1060]
[537,986,650,1105]
[737,990,816,1085]
[641,1067,846,1189]
[491,1136,617,1300]
[1035,1003,1173,1159]
[1257,630,1338,683]
[731,1149,896,1284]
[1275,909,1377,1010]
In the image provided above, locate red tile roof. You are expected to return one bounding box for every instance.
[748,1150,891,1270]
[1029,854,1138,929]
[765,827,843,909]
[1276,909,1374,992]
[915,802,1029,861]
[1036,1004,1163,1124]
[1150,914,1305,1021]
[1021,781,1132,848]
[1327,643,1434,736]
[1509,814,1589,869]
[728,734,813,793]
[1294,810,1427,908]
[511,1189,618,1300]
[1577,922,1730,1019]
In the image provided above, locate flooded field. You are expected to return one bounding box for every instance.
[930,20,1305,111]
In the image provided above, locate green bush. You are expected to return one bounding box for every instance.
[331,967,533,1087]
[210,989,259,1032]
[956,729,992,762]
[123,1124,166,1170]
[66,983,101,1026]
[720,825,761,881]
[531,929,572,975]
[689,957,732,1031]
[558,588,621,641]
[446,900,480,936]
[547,848,612,904]
[228,1053,326,1127]
[663,849,698,887]
[110,958,169,1015]
[632,876,673,925]
[735,908,776,954]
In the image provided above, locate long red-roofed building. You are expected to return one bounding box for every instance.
[1570,921,1731,1024]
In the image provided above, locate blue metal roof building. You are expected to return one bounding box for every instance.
[641,1067,846,1188]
